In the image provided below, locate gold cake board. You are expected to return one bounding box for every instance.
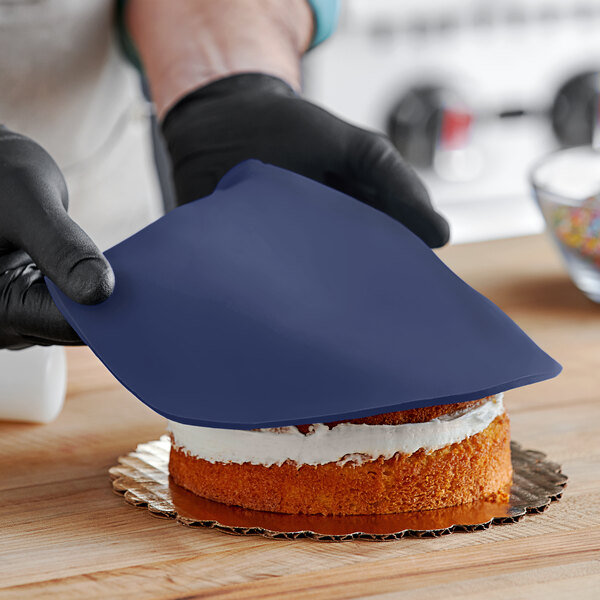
[109,436,567,542]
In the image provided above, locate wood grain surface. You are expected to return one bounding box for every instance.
[1,234,599,599]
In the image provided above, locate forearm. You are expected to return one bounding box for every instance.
[126,0,313,118]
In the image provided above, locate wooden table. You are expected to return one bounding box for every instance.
[1,234,599,599]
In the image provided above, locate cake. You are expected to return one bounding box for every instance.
[167,393,512,515]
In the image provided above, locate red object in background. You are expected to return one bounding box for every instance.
[438,109,473,150]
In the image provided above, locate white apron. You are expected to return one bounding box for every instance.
[0,0,163,250]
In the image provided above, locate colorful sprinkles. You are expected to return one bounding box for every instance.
[550,197,600,266]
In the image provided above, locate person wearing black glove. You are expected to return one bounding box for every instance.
[0,0,448,351]
[127,0,449,249]
[0,127,114,349]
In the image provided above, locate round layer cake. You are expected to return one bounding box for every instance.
[168,394,512,515]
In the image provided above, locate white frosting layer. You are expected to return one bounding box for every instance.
[168,394,504,467]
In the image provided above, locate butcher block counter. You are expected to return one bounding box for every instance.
[1,234,599,599]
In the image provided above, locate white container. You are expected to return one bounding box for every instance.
[0,346,67,423]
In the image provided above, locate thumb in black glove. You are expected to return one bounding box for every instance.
[0,126,114,349]
[162,73,450,248]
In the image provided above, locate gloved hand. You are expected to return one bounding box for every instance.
[0,126,114,349]
[162,73,449,248]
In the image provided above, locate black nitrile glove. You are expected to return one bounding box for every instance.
[162,73,450,248]
[0,126,114,349]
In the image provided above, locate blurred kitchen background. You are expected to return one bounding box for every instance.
[303,0,600,243]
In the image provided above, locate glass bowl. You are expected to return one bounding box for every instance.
[531,146,600,303]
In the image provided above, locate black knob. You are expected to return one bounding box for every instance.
[551,71,600,148]
[386,85,470,168]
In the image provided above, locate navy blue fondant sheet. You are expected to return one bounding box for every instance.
[47,160,561,429]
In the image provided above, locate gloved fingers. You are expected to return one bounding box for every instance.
[0,133,114,305]
[0,128,70,212]
[171,160,226,206]
[0,248,34,274]
[0,265,82,349]
[343,130,450,248]
[16,202,114,305]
